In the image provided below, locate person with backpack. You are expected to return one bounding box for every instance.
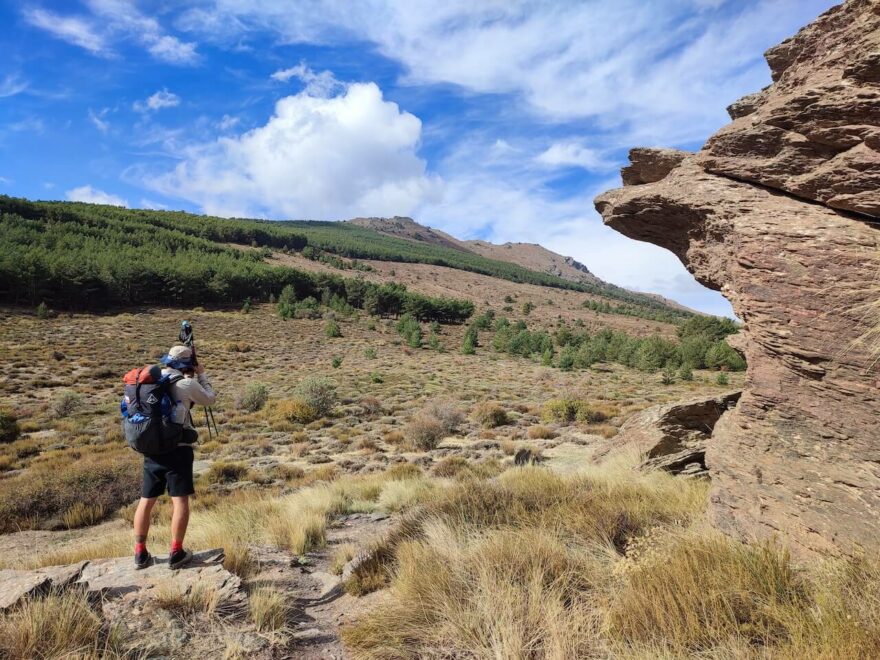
[127,345,216,570]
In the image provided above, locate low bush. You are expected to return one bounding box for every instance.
[405,400,464,450]
[0,452,140,533]
[234,382,269,413]
[52,390,82,418]
[471,401,509,428]
[0,410,20,444]
[276,398,319,423]
[325,319,342,338]
[542,398,618,424]
[294,376,337,418]
[205,460,250,484]
[359,396,383,417]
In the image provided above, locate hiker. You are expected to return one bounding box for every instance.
[132,345,216,570]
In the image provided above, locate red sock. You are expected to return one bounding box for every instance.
[135,542,147,554]
[171,540,183,553]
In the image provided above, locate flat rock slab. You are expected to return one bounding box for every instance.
[77,548,243,605]
[0,561,88,611]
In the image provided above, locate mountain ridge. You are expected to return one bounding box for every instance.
[347,215,695,313]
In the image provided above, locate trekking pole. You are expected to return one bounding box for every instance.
[179,320,219,437]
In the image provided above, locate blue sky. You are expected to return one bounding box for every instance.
[0,0,837,316]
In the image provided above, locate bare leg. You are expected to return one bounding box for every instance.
[170,496,190,546]
[133,497,157,545]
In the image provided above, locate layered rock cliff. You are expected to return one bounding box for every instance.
[595,0,880,555]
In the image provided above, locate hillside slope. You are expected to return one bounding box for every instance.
[348,216,694,312]
[0,196,692,325]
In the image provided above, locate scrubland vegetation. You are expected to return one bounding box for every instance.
[0,298,873,659]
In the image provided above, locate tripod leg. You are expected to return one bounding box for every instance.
[208,408,219,436]
[204,407,212,440]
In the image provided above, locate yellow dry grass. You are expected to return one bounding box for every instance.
[343,463,880,659]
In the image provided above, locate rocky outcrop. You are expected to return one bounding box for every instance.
[596,392,741,478]
[595,0,880,556]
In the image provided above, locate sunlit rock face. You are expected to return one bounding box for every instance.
[595,0,880,556]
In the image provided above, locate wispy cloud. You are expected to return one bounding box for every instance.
[23,7,107,54]
[88,108,110,133]
[271,63,344,98]
[66,184,128,206]
[23,1,198,65]
[133,90,180,113]
[0,74,29,98]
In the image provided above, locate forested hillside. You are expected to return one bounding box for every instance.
[0,197,473,323]
[0,196,688,324]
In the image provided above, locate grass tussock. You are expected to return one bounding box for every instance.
[343,463,880,659]
[0,589,122,659]
[154,581,223,618]
[249,587,289,632]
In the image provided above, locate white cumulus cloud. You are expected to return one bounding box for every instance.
[147,81,441,219]
[66,185,128,207]
[134,90,181,113]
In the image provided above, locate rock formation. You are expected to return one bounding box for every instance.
[595,392,742,478]
[595,0,880,555]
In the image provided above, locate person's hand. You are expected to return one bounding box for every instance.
[194,363,205,376]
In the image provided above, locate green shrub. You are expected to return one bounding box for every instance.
[325,319,342,338]
[332,356,342,368]
[716,372,730,386]
[542,398,617,424]
[461,327,477,355]
[661,365,676,385]
[521,301,535,316]
[678,363,694,381]
[36,301,51,319]
[294,376,337,418]
[364,347,377,359]
[0,411,20,444]
[235,382,269,413]
[370,372,384,384]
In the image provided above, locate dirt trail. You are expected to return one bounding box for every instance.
[249,513,393,659]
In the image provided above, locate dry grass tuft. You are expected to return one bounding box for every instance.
[205,460,250,484]
[249,587,289,632]
[62,502,106,529]
[527,424,557,440]
[331,543,358,575]
[154,581,223,617]
[0,589,113,659]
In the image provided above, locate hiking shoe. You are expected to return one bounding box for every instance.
[168,548,193,570]
[134,550,154,570]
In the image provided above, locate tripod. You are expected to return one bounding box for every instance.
[179,320,220,439]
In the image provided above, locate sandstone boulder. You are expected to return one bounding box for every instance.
[595,0,880,556]
[595,392,741,478]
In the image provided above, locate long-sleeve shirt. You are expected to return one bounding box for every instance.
[161,367,217,430]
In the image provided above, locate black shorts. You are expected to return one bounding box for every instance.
[142,438,196,498]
